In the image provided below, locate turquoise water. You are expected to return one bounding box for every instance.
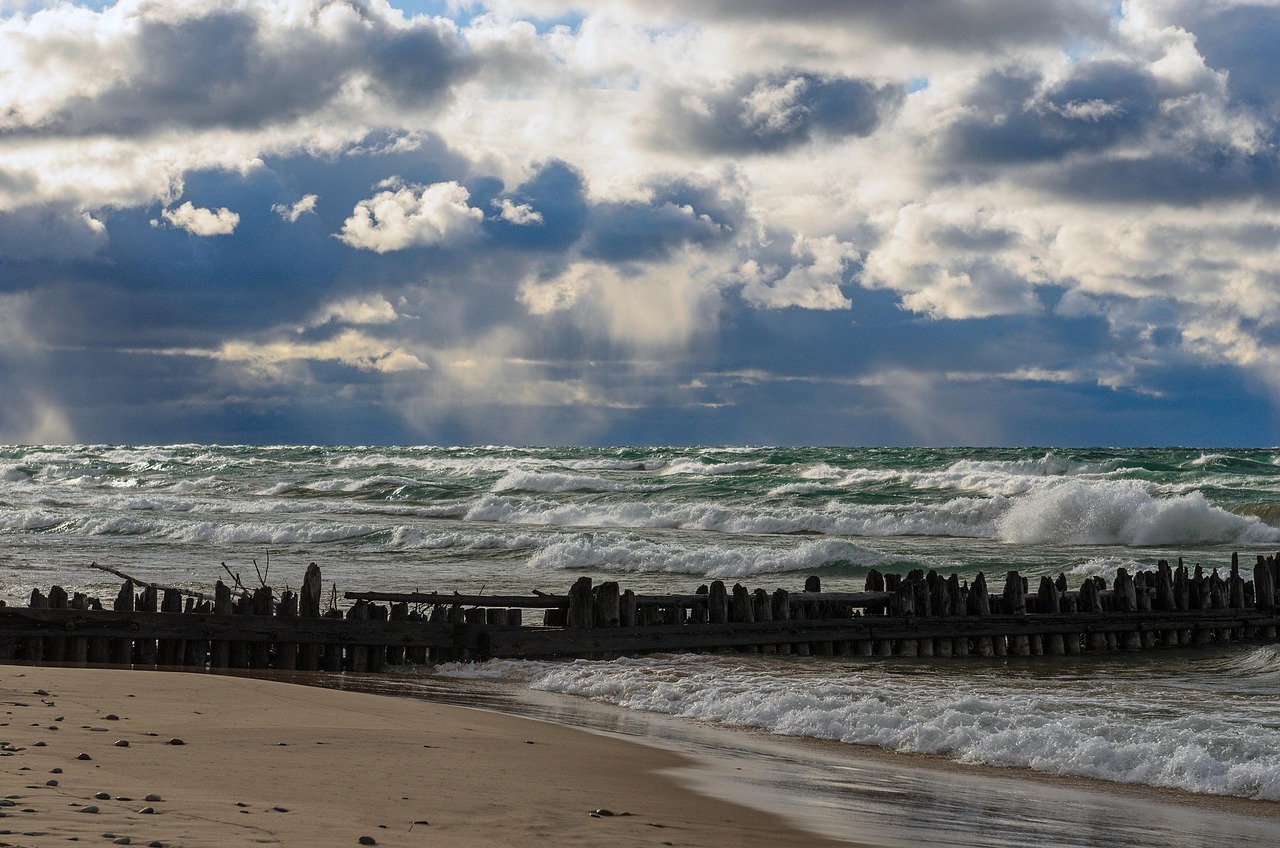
[3,444,1280,811]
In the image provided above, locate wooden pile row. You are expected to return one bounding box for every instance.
[0,553,1278,667]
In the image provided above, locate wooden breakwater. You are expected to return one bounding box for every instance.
[2,554,1280,670]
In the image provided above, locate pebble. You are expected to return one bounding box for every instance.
[33,741,46,747]
[45,780,58,787]
[78,805,98,814]
[34,690,48,696]
[0,801,13,807]
[113,838,131,845]
[144,794,162,802]
[104,715,119,721]
[137,807,154,815]
[166,738,185,746]
[94,792,111,800]
[357,837,377,846]
[114,740,129,747]
[76,753,92,761]
[51,768,62,774]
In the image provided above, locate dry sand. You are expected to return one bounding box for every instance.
[0,666,857,848]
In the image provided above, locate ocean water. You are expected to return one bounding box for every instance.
[3,444,1280,815]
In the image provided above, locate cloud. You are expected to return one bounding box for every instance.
[160,201,240,236]
[737,234,856,310]
[648,71,905,154]
[494,197,543,225]
[337,180,485,252]
[2,0,1280,445]
[272,193,318,222]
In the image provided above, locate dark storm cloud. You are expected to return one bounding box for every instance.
[652,72,904,155]
[941,62,1159,166]
[630,0,1111,50]
[581,176,744,261]
[8,4,468,138]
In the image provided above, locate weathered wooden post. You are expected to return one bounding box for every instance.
[299,564,323,671]
[1113,569,1142,650]
[245,586,271,669]
[731,584,757,652]
[368,603,388,672]
[594,581,621,628]
[1080,579,1107,652]
[771,589,797,655]
[27,588,47,663]
[211,581,232,668]
[137,586,159,666]
[1002,571,1029,656]
[382,600,406,667]
[68,592,90,665]
[1060,590,1081,654]
[567,576,594,629]
[752,588,777,654]
[1256,555,1277,639]
[229,592,252,669]
[1038,576,1064,655]
[708,580,729,625]
[321,606,345,671]
[620,590,637,627]
[44,586,68,663]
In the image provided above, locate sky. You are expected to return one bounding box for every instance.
[0,0,1278,447]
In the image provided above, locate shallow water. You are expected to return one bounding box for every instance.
[341,669,1280,848]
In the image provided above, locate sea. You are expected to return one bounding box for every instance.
[3,444,1280,846]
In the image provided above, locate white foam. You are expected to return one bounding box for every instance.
[525,534,896,578]
[462,492,1005,538]
[492,470,654,494]
[657,458,770,476]
[997,480,1280,546]
[441,652,1280,801]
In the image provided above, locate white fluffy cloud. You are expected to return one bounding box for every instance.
[161,201,240,236]
[337,180,484,252]
[273,194,318,222]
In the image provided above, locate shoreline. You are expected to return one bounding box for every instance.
[5,664,1280,847]
[0,664,856,848]
[311,668,1280,847]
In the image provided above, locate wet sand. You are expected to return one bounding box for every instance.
[0,665,856,848]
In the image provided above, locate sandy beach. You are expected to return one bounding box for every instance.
[0,665,854,848]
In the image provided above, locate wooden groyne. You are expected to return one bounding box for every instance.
[2,554,1280,670]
